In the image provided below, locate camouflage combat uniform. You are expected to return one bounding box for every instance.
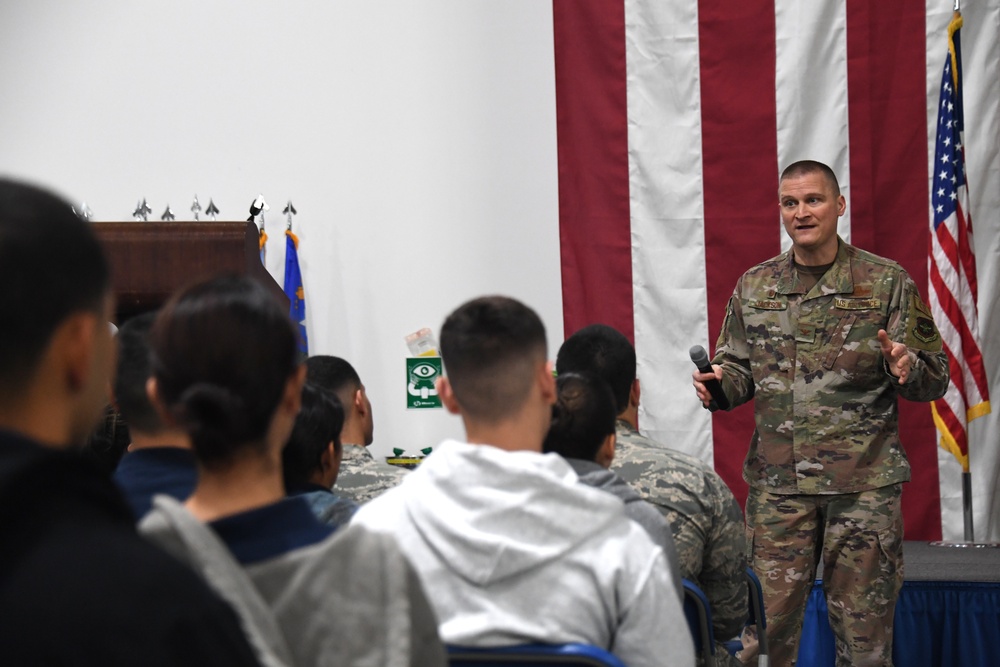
[614,420,747,666]
[713,238,949,667]
[335,445,409,504]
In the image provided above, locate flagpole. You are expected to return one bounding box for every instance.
[953,0,973,543]
[963,471,974,541]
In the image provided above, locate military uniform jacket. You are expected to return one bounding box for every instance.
[336,445,409,504]
[613,421,748,643]
[713,238,950,495]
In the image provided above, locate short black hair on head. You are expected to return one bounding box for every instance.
[542,372,617,462]
[0,178,110,397]
[304,356,362,397]
[555,324,635,414]
[779,160,841,196]
[439,295,547,423]
[114,312,163,433]
[281,383,344,490]
[150,275,299,471]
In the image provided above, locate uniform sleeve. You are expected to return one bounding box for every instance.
[886,272,950,402]
[713,289,756,409]
[611,547,696,667]
[698,473,749,640]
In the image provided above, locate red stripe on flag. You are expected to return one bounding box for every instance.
[933,363,969,454]
[698,1,779,508]
[955,201,980,299]
[846,3,940,540]
[931,224,990,400]
[552,0,634,341]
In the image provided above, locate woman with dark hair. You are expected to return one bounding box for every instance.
[138,275,445,667]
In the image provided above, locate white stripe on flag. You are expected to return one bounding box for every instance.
[625,0,714,461]
[774,0,852,250]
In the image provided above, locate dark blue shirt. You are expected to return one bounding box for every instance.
[209,496,334,565]
[113,447,198,520]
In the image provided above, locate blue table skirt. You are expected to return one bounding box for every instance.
[798,580,1000,667]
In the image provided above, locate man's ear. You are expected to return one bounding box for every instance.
[283,365,308,416]
[59,312,97,393]
[596,432,616,468]
[628,378,641,410]
[437,377,461,415]
[540,360,556,405]
[319,442,335,472]
[146,377,177,427]
[353,388,367,416]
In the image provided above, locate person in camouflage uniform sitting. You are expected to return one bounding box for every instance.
[557,325,747,665]
[693,160,950,667]
[305,356,407,503]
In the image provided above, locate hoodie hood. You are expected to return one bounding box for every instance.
[400,440,626,587]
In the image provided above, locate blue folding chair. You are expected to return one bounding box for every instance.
[683,578,717,667]
[725,567,770,666]
[447,643,627,667]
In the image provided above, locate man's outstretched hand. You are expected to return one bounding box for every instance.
[878,329,911,385]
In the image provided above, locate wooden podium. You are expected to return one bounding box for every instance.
[92,221,287,320]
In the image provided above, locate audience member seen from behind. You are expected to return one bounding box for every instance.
[556,324,747,661]
[353,296,694,667]
[113,312,198,520]
[0,178,259,665]
[139,275,445,667]
[543,371,683,596]
[281,383,359,526]
[305,355,407,502]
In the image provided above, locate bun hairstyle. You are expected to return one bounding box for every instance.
[542,372,617,462]
[150,275,299,469]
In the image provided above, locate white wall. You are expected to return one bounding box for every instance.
[0,0,563,457]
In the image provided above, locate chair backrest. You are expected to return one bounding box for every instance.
[683,578,717,667]
[447,643,628,667]
[744,567,769,662]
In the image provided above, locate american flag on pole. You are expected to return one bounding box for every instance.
[928,11,991,471]
[552,0,1000,540]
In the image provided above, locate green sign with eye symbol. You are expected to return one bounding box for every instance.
[406,357,443,409]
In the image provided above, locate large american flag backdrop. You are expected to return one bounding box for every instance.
[552,0,1000,540]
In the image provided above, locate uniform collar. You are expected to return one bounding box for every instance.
[775,237,854,297]
[340,444,373,462]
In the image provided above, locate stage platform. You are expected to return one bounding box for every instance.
[798,541,1000,667]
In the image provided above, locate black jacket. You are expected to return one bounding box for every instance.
[0,429,259,666]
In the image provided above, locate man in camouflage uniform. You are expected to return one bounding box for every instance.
[557,326,747,665]
[693,160,950,667]
[305,356,407,503]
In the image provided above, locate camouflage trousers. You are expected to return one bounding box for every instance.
[737,485,904,667]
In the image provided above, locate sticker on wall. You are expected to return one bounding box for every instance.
[406,357,443,409]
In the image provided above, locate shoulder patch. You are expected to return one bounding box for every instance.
[912,316,939,344]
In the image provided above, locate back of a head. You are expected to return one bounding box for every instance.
[304,355,361,398]
[0,179,109,398]
[150,275,298,470]
[282,383,344,490]
[439,295,547,423]
[779,159,841,195]
[114,312,163,434]
[543,373,617,462]
[555,324,635,414]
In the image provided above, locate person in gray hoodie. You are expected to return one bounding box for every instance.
[353,295,694,667]
[138,275,445,667]
[543,371,683,596]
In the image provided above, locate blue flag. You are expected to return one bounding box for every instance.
[284,230,308,355]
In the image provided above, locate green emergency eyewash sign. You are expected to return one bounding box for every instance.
[406,357,443,409]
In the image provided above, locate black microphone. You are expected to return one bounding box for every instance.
[689,345,730,412]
